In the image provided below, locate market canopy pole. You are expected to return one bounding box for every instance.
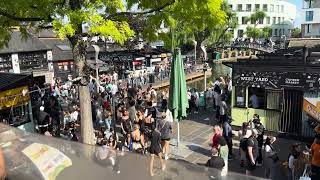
[168,48,189,147]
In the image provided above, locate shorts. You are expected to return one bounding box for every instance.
[161,137,171,141]
[149,147,161,155]
[246,160,256,171]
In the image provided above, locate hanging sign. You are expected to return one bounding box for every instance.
[0,86,29,109]
[303,98,320,121]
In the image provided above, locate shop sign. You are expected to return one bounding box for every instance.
[0,86,29,109]
[303,98,320,121]
[233,71,306,89]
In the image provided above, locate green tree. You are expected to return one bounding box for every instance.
[291,27,301,38]
[261,26,272,39]
[0,0,175,145]
[244,11,267,40]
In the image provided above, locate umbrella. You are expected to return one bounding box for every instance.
[168,48,189,146]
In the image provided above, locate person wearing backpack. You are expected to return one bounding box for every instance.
[245,129,259,176]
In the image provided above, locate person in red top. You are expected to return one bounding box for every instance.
[211,125,223,149]
[311,134,320,180]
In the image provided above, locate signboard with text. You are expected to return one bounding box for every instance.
[233,70,319,90]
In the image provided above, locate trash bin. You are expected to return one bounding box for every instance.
[149,74,155,83]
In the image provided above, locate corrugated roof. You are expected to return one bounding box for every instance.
[0,73,31,91]
[0,31,50,54]
[39,38,73,61]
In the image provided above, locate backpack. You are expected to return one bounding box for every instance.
[240,138,249,152]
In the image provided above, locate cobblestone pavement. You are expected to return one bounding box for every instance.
[168,110,306,179]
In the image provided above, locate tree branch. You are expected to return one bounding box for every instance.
[0,10,46,21]
[107,0,175,19]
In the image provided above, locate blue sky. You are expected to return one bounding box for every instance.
[288,0,302,27]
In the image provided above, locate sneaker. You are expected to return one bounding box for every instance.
[164,154,169,160]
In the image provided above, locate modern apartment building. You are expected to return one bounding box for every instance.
[228,0,296,40]
[301,0,320,37]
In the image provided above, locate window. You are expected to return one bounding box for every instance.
[238,29,244,37]
[281,5,284,13]
[276,5,279,13]
[258,18,263,24]
[58,63,63,71]
[306,11,314,21]
[279,29,282,36]
[306,24,312,33]
[263,4,268,12]
[64,64,69,71]
[275,29,278,36]
[235,86,246,108]
[278,17,281,24]
[266,17,271,24]
[304,0,314,8]
[273,17,276,24]
[248,87,265,109]
[70,62,74,70]
[255,4,260,11]
[266,90,282,110]
[246,4,251,12]
[270,5,274,12]
[242,17,247,24]
[237,4,243,11]
[282,17,285,23]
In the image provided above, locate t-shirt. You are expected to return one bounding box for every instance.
[212,133,223,148]
[246,137,259,161]
[311,142,320,167]
[206,156,225,170]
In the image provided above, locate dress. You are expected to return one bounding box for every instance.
[150,130,162,155]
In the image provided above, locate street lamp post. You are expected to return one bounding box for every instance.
[92,45,100,93]
[192,40,197,67]
[200,42,207,91]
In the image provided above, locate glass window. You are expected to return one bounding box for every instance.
[235,86,246,108]
[266,17,271,24]
[248,87,265,109]
[237,4,243,11]
[263,4,268,12]
[281,5,284,13]
[64,64,68,71]
[276,5,279,12]
[306,24,312,33]
[306,11,314,21]
[282,17,285,23]
[58,63,63,71]
[259,18,263,24]
[242,17,247,24]
[238,29,244,37]
[270,5,274,12]
[266,90,281,110]
[273,17,276,24]
[275,29,278,36]
[246,4,251,12]
[255,4,260,11]
[278,17,281,24]
[304,0,314,8]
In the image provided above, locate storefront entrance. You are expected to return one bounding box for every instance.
[279,90,303,134]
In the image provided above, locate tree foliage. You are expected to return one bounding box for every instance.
[261,26,272,39]
[291,27,301,38]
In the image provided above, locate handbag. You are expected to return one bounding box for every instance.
[299,164,311,180]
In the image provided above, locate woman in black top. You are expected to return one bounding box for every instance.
[149,125,166,176]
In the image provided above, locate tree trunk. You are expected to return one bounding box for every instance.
[79,85,95,145]
[72,36,95,145]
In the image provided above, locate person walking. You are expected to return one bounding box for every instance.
[222,118,233,160]
[264,137,278,179]
[253,117,265,166]
[238,122,250,167]
[206,147,225,179]
[149,125,166,176]
[288,143,301,180]
[158,112,172,160]
[311,134,320,180]
[245,129,259,176]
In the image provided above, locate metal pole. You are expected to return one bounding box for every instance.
[92,45,100,93]
[204,70,207,91]
[177,121,180,147]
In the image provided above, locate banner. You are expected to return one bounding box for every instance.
[303,98,320,121]
[0,86,29,109]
